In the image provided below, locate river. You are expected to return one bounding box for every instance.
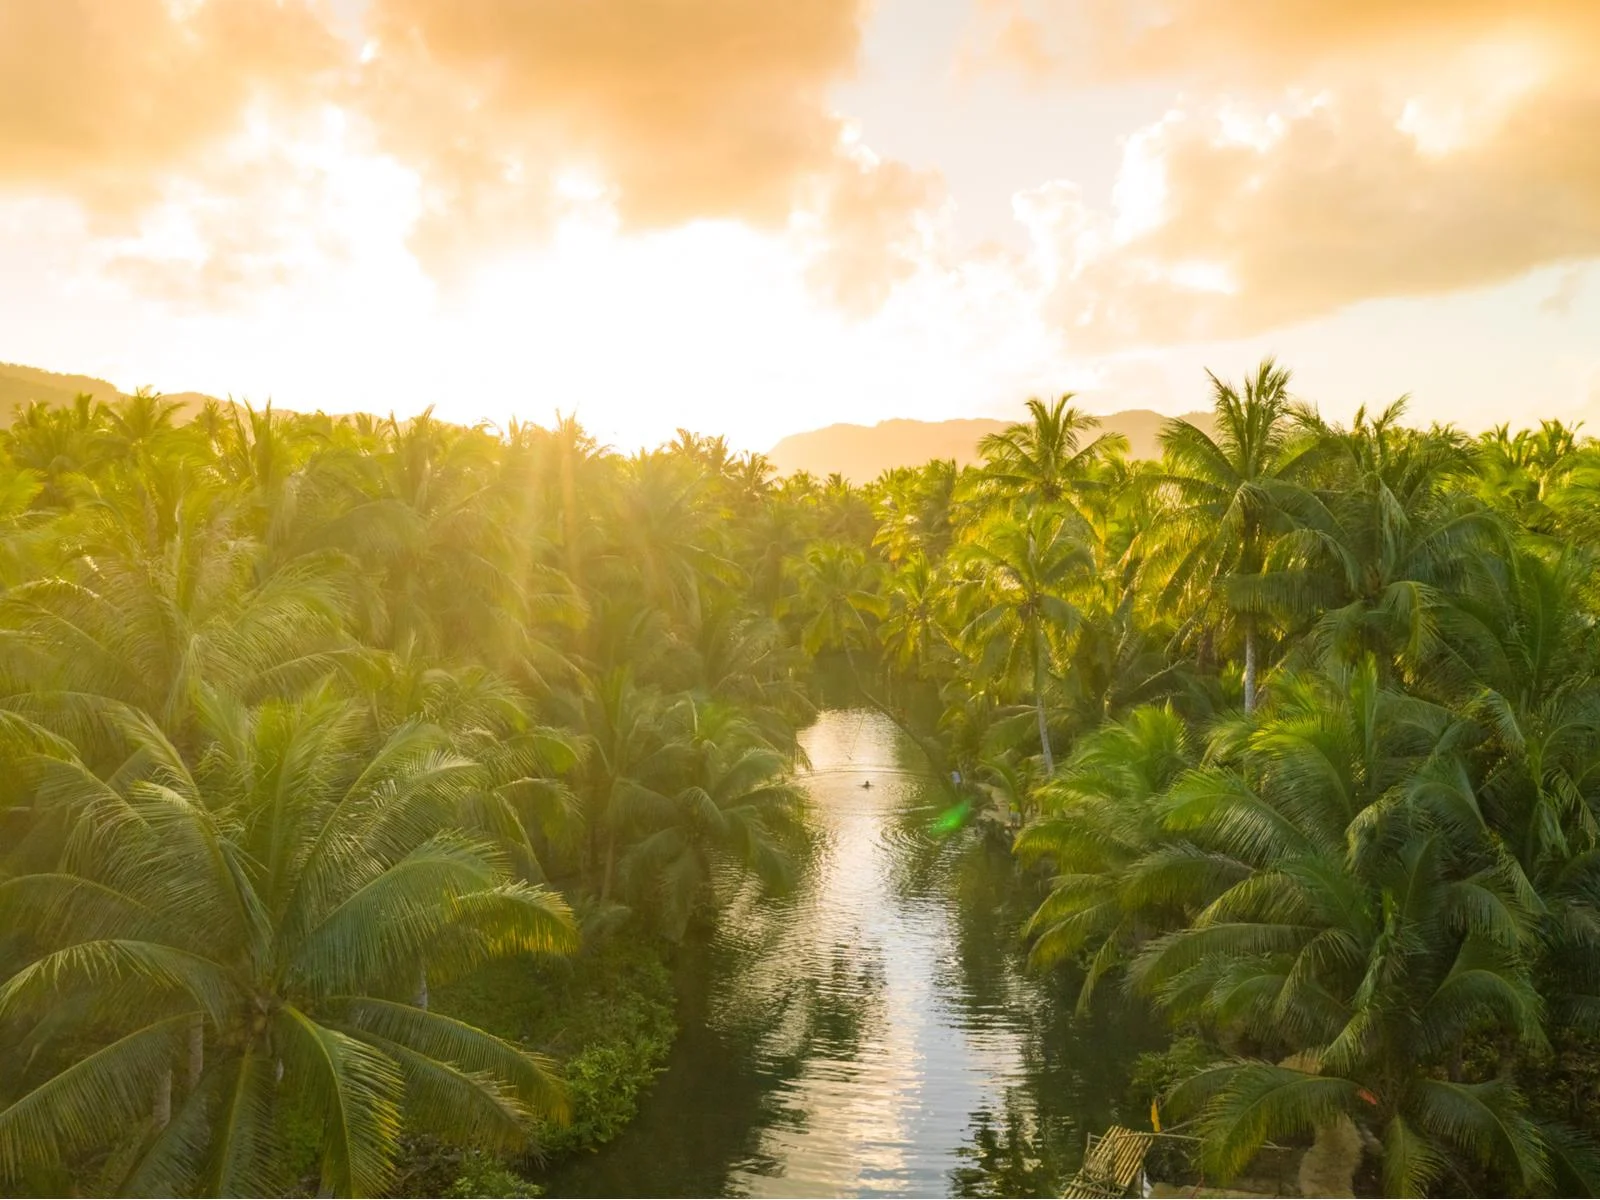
[545,707,1158,1198]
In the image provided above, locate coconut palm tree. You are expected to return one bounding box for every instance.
[0,496,354,748]
[789,541,886,660]
[877,553,948,677]
[1157,832,1557,1197]
[0,692,576,1197]
[1016,704,1195,1008]
[1272,403,1500,682]
[563,668,690,901]
[623,704,801,939]
[950,505,1092,773]
[974,396,1126,506]
[1153,359,1320,711]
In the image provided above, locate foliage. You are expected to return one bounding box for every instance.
[12,362,1600,1197]
[862,367,1600,1196]
[430,929,677,1164]
[444,1152,544,1197]
[0,395,821,1196]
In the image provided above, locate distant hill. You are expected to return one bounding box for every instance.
[767,409,1214,482]
[0,362,124,416]
[0,361,215,422]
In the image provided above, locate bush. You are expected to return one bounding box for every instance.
[1127,1034,1218,1112]
[433,926,677,1162]
[445,1154,544,1198]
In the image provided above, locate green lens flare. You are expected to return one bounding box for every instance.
[930,799,972,836]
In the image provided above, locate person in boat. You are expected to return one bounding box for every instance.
[861,779,872,789]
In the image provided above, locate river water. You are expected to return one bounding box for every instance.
[546,708,1157,1198]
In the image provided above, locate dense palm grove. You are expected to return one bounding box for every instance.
[0,396,826,1195]
[5,361,1600,1196]
[869,365,1600,1197]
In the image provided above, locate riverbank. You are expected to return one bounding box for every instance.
[393,928,678,1197]
[541,707,1163,1198]
[397,704,1168,1200]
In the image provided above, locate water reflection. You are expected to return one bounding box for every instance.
[545,709,1156,1198]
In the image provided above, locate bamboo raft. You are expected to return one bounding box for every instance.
[1061,1127,1155,1198]
[1061,1126,1296,1199]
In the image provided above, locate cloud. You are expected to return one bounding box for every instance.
[973,1,1600,87]
[796,145,946,314]
[1541,269,1584,317]
[981,1,1600,347]
[97,114,424,311]
[0,0,939,316]
[358,0,872,261]
[0,0,337,210]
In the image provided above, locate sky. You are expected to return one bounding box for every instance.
[2,0,1598,452]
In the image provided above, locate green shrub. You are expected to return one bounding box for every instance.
[446,1154,544,1198]
[433,926,677,1163]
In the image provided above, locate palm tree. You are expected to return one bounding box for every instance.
[0,496,354,747]
[0,693,576,1197]
[1021,657,1594,1193]
[872,459,959,566]
[623,704,800,939]
[563,669,689,901]
[1016,704,1194,1008]
[1154,359,1318,711]
[0,459,50,592]
[789,541,885,660]
[974,396,1126,505]
[1473,420,1583,539]
[608,451,739,632]
[877,553,948,677]
[103,389,185,463]
[951,505,1091,773]
[1156,831,1556,1197]
[1275,403,1500,682]
[1,392,112,504]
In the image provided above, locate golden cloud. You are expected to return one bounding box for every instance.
[988,1,1600,346]
[359,0,871,251]
[1,0,939,312]
[0,0,336,210]
[974,1,1600,85]
[800,150,944,314]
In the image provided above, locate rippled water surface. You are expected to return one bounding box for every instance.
[546,709,1157,1198]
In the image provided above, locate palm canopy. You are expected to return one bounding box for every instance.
[974,395,1127,505]
[951,504,1092,772]
[623,702,802,940]
[0,691,576,1197]
[1019,657,1599,1194]
[1152,359,1322,711]
[1268,403,1502,681]
[789,541,886,658]
[0,498,355,747]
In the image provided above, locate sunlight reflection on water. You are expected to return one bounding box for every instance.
[547,708,1154,1199]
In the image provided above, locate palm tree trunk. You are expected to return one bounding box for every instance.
[186,1014,204,1089]
[1034,630,1055,775]
[1243,621,1259,714]
[415,966,429,1011]
[602,832,616,901]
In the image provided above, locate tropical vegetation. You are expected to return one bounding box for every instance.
[858,375,1600,1196]
[7,363,1600,1196]
[0,400,827,1196]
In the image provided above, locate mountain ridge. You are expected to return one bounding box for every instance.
[0,360,217,420]
[767,409,1214,482]
[1,361,1212,480]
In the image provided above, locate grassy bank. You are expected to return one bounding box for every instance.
[392,927,678,1197]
